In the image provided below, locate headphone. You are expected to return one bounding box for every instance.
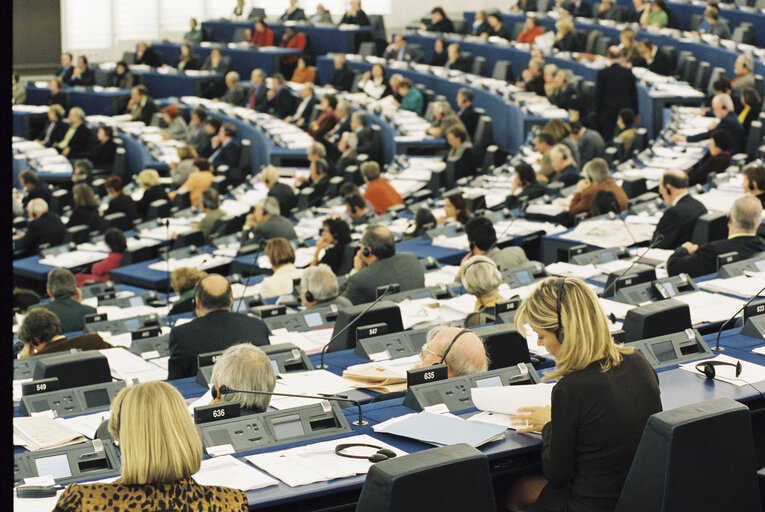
[210,383,222,399]
[304,287,315,303]
[335,443,397,463]
[461,256,496,276]
[362,246,371,258]
[440,329,470,364]
[555,277,565,344]
[695,360,742,379]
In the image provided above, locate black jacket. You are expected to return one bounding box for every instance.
[330,67,355,92]
[686,113,745,156]
[61,124,93,160]
[340,10,370,25]
[517,181,548,202]
[15,212,66,257]
[267,87,297,119]
[356,126,383,164]
[667,235,765,277]
[459,106,480,138]
[68,206,101,232]
[553,31,580,53]
[652,194,707,249]
[135,47,163,68]
[90,139,117,170]
[48,92,70,111]
[23,182,52,209]
[268,182,297,217]
[428,18,455,33]
[595,64,637,137]
[68,68,95,87]
[39,121,69,147]
[210,139,242,169]
[167,310,270,379]
[446,57,472,73]
[136,185,170,220]
[29,298,98,334]
[648,50,673,76]
[104,193,139,222]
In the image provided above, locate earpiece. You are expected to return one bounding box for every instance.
[210,384,219,399]
[555,277,565,344]
[335,443,397,463]
[362,246,371,258]
[304,288,315,303]
[695,360,742,379]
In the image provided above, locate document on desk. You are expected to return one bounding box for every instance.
[269,370,356,409]
[560,219,654,248]
[699,275,765,299]
[627,247,674,264]
[96,304,169,321]
[246,435,407,487]
[374,411,507,447]
[269,327,333,355]
[342,355,420,393]
[14,416,85,451]
[39,250,107,268]
[431,234,470,250]
[680,354,765,386]
[396,297,459,330]
[147,254,232,272]
[671,291,744,325]
[471,383,554,416]
[695,189,740,214]
[98,348,168,383]
[545,262,601,279]
[58,411,111,439]
[424,265,460,288]
[192,455,278,491]
[598,298,635,321]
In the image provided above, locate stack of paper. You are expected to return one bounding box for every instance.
[469,383,555,433]
[193,455,278,491]
[58,411,111,439]
[671,291,743,325]
[14,416,85,451]
[269,327,332,355]
[373,411,508,447]
[98,348,168,382]
[269,370,356,409]
[699,275,765,299]
[342,355,421,393]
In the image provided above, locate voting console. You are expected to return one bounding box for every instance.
[196,343,313,387]
[626,328,714,369]
[15,440,121,486]
[19,381,126,417]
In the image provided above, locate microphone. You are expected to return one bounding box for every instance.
[217,385,368,426]
[600,234,664,298]
[497,201,530,242]
[318,284,395,370]
[234,244,262,313]
[713,282,765,352]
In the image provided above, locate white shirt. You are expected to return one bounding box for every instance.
[260,264,305,298]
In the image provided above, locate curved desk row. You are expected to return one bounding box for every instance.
[150,43,300,78]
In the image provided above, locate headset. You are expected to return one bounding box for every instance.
[334,443,396,463]
[440,329,470,364]
[695,360,742,379]
[304,287,315,303]
[362,246,371,258]
[555,277,565,344]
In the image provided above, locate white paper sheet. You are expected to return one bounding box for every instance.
[192,455,278,490]
[471,384,555,416]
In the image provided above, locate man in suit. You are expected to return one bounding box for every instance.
[280,0,306,21]
[570,122,606,167]
[296,158,331,206]
[55,107,91,159]
[510,162,548,203]
[247,69,269,112]
[341,225,425,305]
[262,166,296,217]
[562,0,593,18]
[266,73,297,119]
[187,108,212,157]
[638,40,672,76]
[339,0,370,25]
[426,100,468,139]
[416,326,488,378]
[243,196,297,243]
[126,85,158,125]
[289,83,319,128]
[209,123,241,170]
[168,274,270,379]
[328,101,352,145]
[300,265,353,309]
[456,88,480,139]
[731,55,755,92]
[29,268,98,333]
[336,131,359,176]
[383,34,421,62]
[345,193,377,226]
[327,54,355,92]
[67,55,95,87]
[17,308,111,358]
[351,111,383,164]
[652,170,708,250]
[14,199,66,258]
[518,58,545,97]
[209,344,276,415]
[19,170,52,209]
[595,47,638,140]
[550,144,580,187]
[463,217,528,271]
[667,194,765,277]
[218,71,247,106]
[56,52,74,83]
[673,94,745,155]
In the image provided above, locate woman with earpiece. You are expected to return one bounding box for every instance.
[53,381,248,511]
[505,277,662,512]
[461,255,503,327]
[436,192,470,226]
[310,217,354,275]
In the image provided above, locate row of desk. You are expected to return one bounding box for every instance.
[149,44,299,79]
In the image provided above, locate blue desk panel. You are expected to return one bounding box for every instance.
[151,43,300,77]
[23,85,131,116]
[134,71,223,99]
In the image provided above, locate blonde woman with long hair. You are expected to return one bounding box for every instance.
[506,277,661,512]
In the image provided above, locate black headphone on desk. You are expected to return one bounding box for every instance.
[555,277,566,344]
[335,443,397,463]
[695,360,742,379]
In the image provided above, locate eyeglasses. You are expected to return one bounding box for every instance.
[420,343,441,359]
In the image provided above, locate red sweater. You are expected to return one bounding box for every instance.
[279,33,307,65]
[250,28,274,47]
[363,178,403,215]
[76,252,123,287]
[517,26,544,44]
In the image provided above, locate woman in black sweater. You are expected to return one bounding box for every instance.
[68,183,101,231]
[135,169,170,220]
[507,277,662,512]
[310,218,354,276]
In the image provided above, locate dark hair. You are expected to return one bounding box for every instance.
[445,193,470,224]
[618,108,635,126]
[105,228,128,253]
[105,175,124,192]
[205,117,223,132]
[654,0,666,9]
[191,108,208,121]
[412,208,437,237]
[361,225,396,259]
[570,121,583,133]
[221,123,237,138]
[18,308,62,345]
[446,125,468,142]
[711,129,731,152]
[590,190,621,216]
[712,78,731,93]
[78,55,89,66]
[744,163,765,192]
[323,218,352,244]
[465,217,497,251]
[515,162,536,186]
[535,132,556,147]
[344,192,367,213]
[195,275,233,311]
[324,93,338,110]
[201,188,220,209]
[193,158,212,172]
[339,182,360,197]
[134,84,149,96]
[312,158,329,175]
[272,72,286,84]
[662,172,689,189]
[741,87,762,108]
[14,287,41,313]
[458,87,474,102]
[20,170,38,186]
[431,6,447,17]
[13,70,20,83]
[99,124,114,139]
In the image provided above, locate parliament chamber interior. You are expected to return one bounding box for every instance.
[11,0,765,510]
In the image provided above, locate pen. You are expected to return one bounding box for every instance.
[319,393,348,399]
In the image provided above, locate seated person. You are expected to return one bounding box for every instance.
[244,196,297,243]
[291,55,316,84]
[209,123,241,170]
[567,158,627,217]
[637,40,672,76]
[209,344,277,414]
[218,71,247,106]
[640,0,668,27]
[510,162,548,201]
[428,38,448,67]
[438,192,471,226]
[417,326,489,378]
[614,108,637,156]
[385,34,423,63]
[479,12,511,40]
[358,63,391,99]
[339,0,370,25]
[170,157,214,208]
[71,159,92,185]
[590,190,623,216]
[134,41,163,67]
[671,94,744,155]
[17,308,112,358]
[168,274,269,379]
[570,121,606,167]
[111,61,134,89]
[135,169,170,220]
[553,17,579,52]
[597,0,621,20]
[194,188,226,241]
[19,169,52,208]
[296,158,331,206]
[464,216,529,271]
[280,0,306,21]
[506,277,661,511]
[517,17,544,44]
[549,143,580,186]
[307,93,339,140]
[739,87,762,137]
[169,144,198,187]
[560,0,593,18]
[247,69,269,112]
[176,42,200,71]
[13,198,66,257]
[336,131,359,176]
[327,54,354,92]
[698,5,730,39]
[278,27,307,77]
[300,264,353,308]
[37,104,68,147]
[75,228,126,286]
[461,255,504,327]
[68,183,101,232]
[247,19,274,47]
[262,166,297,216]
[169,267,207,315]
[310,217,355,275]
[743,162,765,208]
[310,3,333,24]
[289,83,318,128]
[651,169,708,249]
[183,17,203,46]
[427,100,466,138]
[90,124,117,171]
[340,224,426,304]
[444,43,471,73]
[266,73,297,119]
[345,193,376,226]
[55,107,90,159]
[397,79,424,115]
[100,176,137,220]
[667,194,765,277]
[201,47,231,74]
[67,55,95,86]
[420,7,455,33]
[361,161,403,215]
[12,71,25,104]
[446,125,476,177]
[404,208,438,240]
[456,88,480,138]
[29,268,98,333]
[57,381,248,511]
[687,130,731,186]
[160,105,189,140]
[126,85,158,125]
[260,237,304,298]
[472,10,490,35]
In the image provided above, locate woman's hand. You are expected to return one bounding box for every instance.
[511,405,551,433]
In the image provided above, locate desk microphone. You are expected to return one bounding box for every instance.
[318,284,395,370]
[496,201,529,242]
[600,234,664,298]
[216,385,368,426]
[234,244,262,313]
[607,209,638,247]
[713,282,765,352]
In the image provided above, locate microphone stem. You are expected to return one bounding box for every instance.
[714,282,765,352]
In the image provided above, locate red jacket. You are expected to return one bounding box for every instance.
[76,252,123,287]
[517,26,544,44]
[250,28,274,47]
[308,111,338,140]
[279,32,307,65]
[363,178,403,215]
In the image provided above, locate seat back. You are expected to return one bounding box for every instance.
[173,229,204,249]
[49,189,72,215]
[492,60,513,82]
[232,27,249,43]
[690,211,728,245]
[145,199,170,221]
[122,52,136,65]
[172,189,191,210]
[359,41,377,57]
[471,56,487,77]
[746,121,762,159]
[688,14,703,32]
[675,51,692,79]
[473,115,493,153]
[594,35,610,56]
[615,398,759,512]
[111,146,127,178]
[64,225,90,245]
[452,19,467,34]
[693,61,711,92]
[511,22,525,41]
[660,46,678,74]
[681,56,697,84]
[585,30,603,54]
[101,212,131,232]
[355,444,496,512]
[707,67,727,98]
[248,7,266,19]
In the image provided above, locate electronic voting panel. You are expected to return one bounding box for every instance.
[263,303,339,332]
[19,381,127,417]
[570,246,628,265]
[354,327,431,359]
[718,253,765,278]
[627,329,713,369]
[614,274,698,305]
[84,313,161,334]
[494,297,522,325]
[196,343,313,387]
[500,261,547,288]
[384,284,455,303]
[15,441,121,486]
[403,364,540,412]
[128,331,170,358]
[197,402,351,454]
[98,291,162,308]
[14,350,82,381]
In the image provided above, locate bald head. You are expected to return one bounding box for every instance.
[730,194,763,234]
[421,327,489,378]
[195,274,233,315]
[261,166,279,187]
